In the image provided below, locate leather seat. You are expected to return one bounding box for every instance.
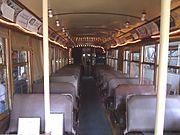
[110,85,155,130]
[32,82,77,109]
[125,95,180,135]
[6,94,74,134]
[50,76,79,97]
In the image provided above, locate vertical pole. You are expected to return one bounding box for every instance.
[43,0,51,133]
[155,0,171,135]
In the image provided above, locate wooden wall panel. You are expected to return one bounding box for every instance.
[31,38,43,81]
[118,48,124,71]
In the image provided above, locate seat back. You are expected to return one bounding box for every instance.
[108,78,139,97]
[32,82,77,108]
[126,95,180,134]
[6,94,73,133]
[50,76,79,97]
[115,84,155,109]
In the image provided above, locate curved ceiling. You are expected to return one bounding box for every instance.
[18,0,180,46]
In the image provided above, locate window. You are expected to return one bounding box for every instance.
[0,37,8,113]
[12,50,27,64]
[143,64,154,84]
[123,50,130,75]
[168,43,179,67]
[12,50,29,93]
[142,45,156,85]
[167,42,180,94]
[132,53,140,61]
[124,50,130,61]
[131,49,140,78]
[131,62,139,78]
[144,45,155,63]
[55,49,59,70]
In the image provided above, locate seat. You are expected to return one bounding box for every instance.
[6,94,74,134]
[125,95,180,135]
[110,84,155,129]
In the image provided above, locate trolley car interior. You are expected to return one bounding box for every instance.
[0,0,180,135]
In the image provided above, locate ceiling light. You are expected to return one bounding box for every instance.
[125,21,130,28]
[62,27,65,32]
[56,20,60,27]
[48,8,53,18]
[141,11,146,21]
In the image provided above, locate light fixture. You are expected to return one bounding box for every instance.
[118,30,121,35]
[125,21,130,28]
[62,27,65,32]
[55,20,60,27]
[141,11,146,21]
[48,8,53,18]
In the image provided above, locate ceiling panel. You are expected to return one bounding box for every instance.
[18,0,180,45]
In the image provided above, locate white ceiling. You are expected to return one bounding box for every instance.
[18,0,180,45]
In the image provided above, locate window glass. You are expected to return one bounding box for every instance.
[131,62,139,78]
[143,64,154,84]
[96,53,105,64]
[123,61,130,76]
[144,45,155,63]
[12,50,29,94]
[0,36,8,113]
[0,69,8,113]
[167,42,180,94]
[124,50,130,60]
[168,44,179,67]
[13,65,28,93]
[55,49,59,70]
[0,37,6,65]
[132,53,140,61]
[115,49,118,59]
[167,71,179,95]
[12,50,27,64]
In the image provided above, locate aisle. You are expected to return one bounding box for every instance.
[78,77,112,135]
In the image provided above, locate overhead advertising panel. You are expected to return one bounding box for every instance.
[0,0,15,21]
[16,9,41,32]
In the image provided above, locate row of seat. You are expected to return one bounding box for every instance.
[95,65,180,134]
[5,64,81,134]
